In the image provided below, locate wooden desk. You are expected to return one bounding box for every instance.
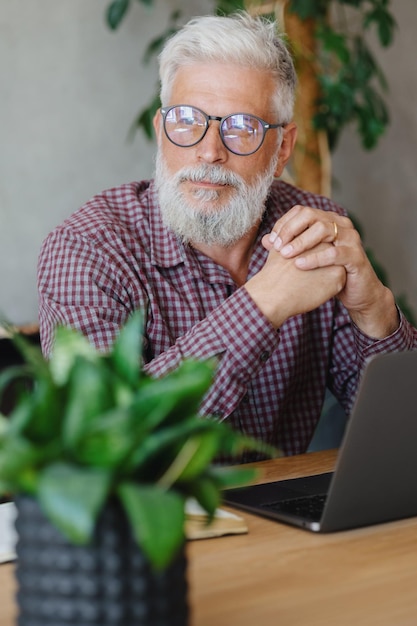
[2,449,417,625]
[188,449,417,626]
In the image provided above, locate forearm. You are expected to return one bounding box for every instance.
[146,288,281,417]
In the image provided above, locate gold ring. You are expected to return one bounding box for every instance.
[332,221,338,243]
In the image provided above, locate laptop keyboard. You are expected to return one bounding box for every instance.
[261,493,327,522]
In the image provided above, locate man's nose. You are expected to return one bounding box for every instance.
[195,121,228,163]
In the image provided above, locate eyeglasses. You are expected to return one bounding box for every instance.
[160,105,284,156]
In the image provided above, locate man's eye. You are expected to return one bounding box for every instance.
[229,123,255,136]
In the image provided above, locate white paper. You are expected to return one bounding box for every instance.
[0,502,17,563]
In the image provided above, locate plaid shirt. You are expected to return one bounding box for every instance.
[38,180,416,457]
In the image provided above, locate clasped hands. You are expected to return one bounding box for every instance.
[245,204,399,338]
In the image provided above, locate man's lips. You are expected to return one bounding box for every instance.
[183,179,229,189]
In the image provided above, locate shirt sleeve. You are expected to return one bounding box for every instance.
[145,287,281,418]
[328,303,417,415]
[38,227,139,356]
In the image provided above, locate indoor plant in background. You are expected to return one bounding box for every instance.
[0,311,267,626]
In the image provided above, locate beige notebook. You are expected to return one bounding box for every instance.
[185,498,248,540]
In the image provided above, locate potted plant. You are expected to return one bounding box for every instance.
[0,312,267,626]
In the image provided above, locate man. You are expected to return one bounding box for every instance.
[38,12,417,458]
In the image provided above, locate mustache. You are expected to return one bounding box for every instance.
[175,164,244,188]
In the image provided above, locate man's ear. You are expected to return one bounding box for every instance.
[153,108,162,142]
[274,122,297,178]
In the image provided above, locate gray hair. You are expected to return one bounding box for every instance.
[158,11,297,124]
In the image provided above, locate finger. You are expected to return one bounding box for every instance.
[294,244,338,270]
[279,219,339,258]
[269,206,334,253]
[268,204,306,249]
[262,233,274,251]
[294,240,364,271]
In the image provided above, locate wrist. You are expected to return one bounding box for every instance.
[349,288,399,339]
[243,282,287,329]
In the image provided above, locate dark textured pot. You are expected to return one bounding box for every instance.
[14,496,189,626]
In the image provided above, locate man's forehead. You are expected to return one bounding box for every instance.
[169,63,276,114]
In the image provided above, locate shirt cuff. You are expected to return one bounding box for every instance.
[353,307,415,361]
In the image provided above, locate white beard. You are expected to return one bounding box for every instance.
[154,154,278,247]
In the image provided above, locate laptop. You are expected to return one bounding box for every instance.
[223,350,417,532]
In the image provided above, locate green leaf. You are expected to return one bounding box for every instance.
[20,377,64,443]
[62,357,114,450]
[124,416,221,475]
[339,0,361,7]
[363,5,396,47]
[3,392,38,437]
[158,431,221,488]
[126,383,190,442]
[354,88,389,150]
[0,435,40,493]
[143,26,179,64]
[106,0,130,30]
[129,91,161,141]
[215,422,279,461]
[126,359,214,434]
[208,464,258,491]
[352,37,378,83]
[145,359,214,424]
[0,414,8,439]
[316,24,350,64]
[49,326,98,386]
[0,325,46,375]
[214,0,246,16]
[141,9,182,65]
[186,464,258,519]
[73,405,139,468]
[288,0,329,20]
[187,476,221,518]
[0,364,33,413]
[38,463,112,544]
[119,482,185,570]
[111,310,143,387]
[73,374,219,472]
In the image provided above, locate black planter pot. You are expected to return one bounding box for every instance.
[15,496,189,626]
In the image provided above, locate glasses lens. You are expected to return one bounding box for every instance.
[164,106,207,147]
[221,114,264,155]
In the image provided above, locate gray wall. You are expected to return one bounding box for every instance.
[1,0,416,326]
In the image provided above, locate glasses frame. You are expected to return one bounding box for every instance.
[160,104,285,156]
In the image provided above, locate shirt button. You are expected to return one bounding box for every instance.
[260,350,270,362]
